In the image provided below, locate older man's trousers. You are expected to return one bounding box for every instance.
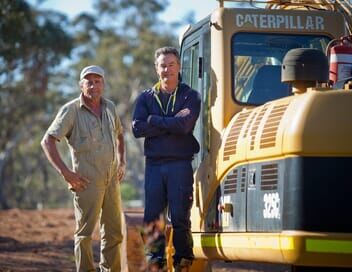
[73,181,123,272]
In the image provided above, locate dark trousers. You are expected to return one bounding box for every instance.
[144,159,194,265]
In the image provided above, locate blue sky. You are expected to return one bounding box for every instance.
[28,0,219,25]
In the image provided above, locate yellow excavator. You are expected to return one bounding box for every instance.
[167,0,352,271]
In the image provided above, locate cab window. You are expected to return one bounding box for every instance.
[232,33,330,105]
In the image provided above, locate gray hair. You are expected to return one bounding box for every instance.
[154,46,180,65]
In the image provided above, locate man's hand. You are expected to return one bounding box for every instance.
[117,162,126,182]
[62,169,89,192]
[41,134,89,192]
[175,108,190,117]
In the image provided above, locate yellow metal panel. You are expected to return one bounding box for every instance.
[192,231,352,267]
[282,90,352,156]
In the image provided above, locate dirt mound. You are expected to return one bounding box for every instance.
[0,208,145,272]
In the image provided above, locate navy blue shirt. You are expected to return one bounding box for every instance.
[132,82,201,160]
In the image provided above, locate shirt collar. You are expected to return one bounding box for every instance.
[79,93,106,108]
[153,81,179,95]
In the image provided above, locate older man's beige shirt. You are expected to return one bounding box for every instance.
[46,94,123,187]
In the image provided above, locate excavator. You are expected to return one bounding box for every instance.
[168,0,352,271]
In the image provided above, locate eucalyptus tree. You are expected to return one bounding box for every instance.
[0,0,74,208]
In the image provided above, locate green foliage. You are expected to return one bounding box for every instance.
[0,0,32,64]
[120,182,138,201]
[0,0,74,209]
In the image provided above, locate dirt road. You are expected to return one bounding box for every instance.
[0,209,288,272]
[0,208,145,272]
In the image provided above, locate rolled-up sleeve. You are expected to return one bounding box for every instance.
[46,105,75,141]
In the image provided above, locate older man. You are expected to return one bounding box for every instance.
[41,65,126,271]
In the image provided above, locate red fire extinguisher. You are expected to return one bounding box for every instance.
[327,35,352,85]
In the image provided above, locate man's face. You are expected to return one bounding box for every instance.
[155,53,180,87]
[80,74,104,103]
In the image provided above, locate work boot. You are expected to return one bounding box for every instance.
[147,262,161,272]
[174,258,192,272]
[145,257,167,272]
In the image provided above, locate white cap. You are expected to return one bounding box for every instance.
[80,65,105,80]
